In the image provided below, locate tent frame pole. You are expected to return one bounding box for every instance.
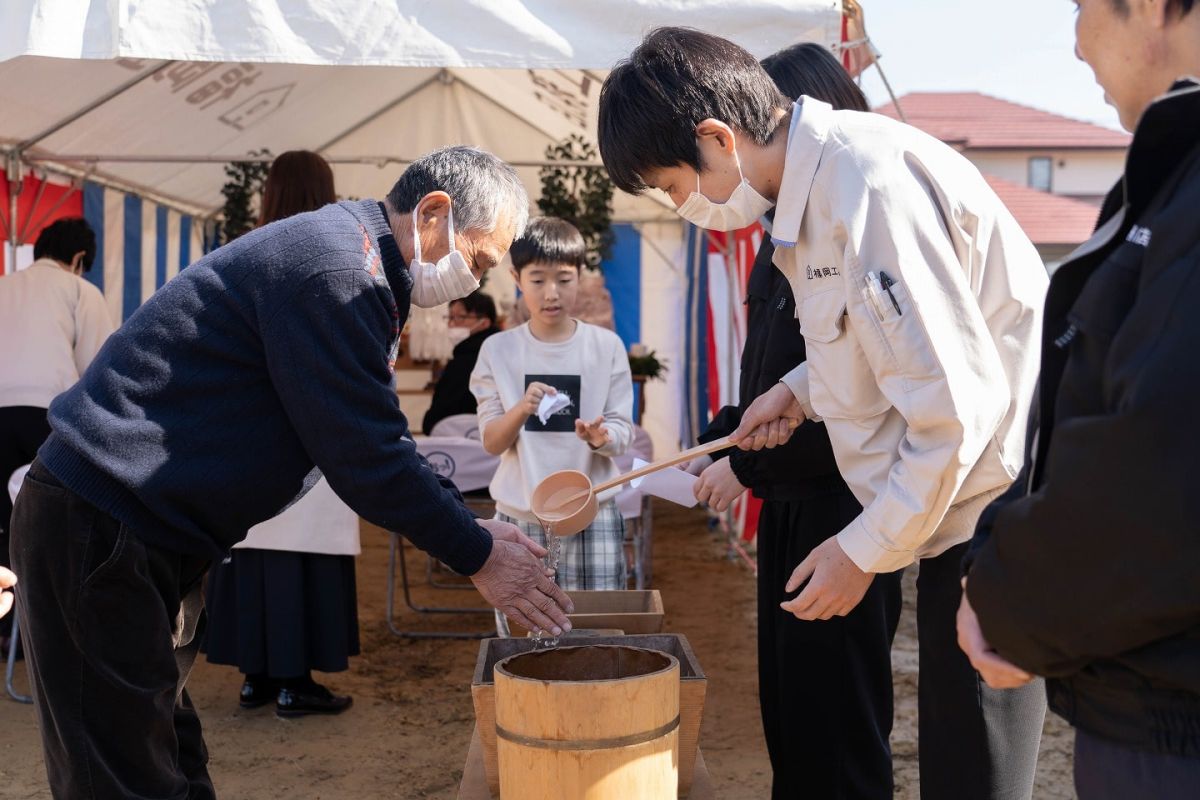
[4,155,17,276]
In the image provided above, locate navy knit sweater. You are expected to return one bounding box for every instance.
[39,200,493,575]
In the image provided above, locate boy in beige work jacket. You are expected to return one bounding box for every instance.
[598,28,1050,799]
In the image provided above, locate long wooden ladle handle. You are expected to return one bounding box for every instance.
[589,436,734,495]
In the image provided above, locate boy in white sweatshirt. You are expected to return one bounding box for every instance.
[471,217,634,590]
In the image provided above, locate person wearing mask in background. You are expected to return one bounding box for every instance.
[959,2,1200,797]
[598,28,1049,799]
[0,217,114,654]
[203,150,361,717]
[423,290,499,435]
[10,145,572,800]
[687,43,902,800]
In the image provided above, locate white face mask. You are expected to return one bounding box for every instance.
[675,144,773,232]
[446,326,472,346]
[409,205,480,308]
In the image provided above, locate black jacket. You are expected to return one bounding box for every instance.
[699,236,848,501]
[965,80,1200,757]
[422,327,498,435]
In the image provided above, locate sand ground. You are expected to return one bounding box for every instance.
[0,504,1074,798]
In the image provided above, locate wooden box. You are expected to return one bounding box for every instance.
[471,634,707,798]
[507,589,665,637]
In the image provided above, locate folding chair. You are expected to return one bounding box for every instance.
[6,464,32,704]
[384,435,500,639]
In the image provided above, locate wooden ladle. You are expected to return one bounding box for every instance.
[530,436,734,536]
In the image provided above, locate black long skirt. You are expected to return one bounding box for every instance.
[204,548,360,678]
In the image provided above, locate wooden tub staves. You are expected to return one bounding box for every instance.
[493,645,680,799]
[472,634,708,798]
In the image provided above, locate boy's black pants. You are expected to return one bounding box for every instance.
[758,491,1047,800]
[11,460,215,800]
[757,488,903,800]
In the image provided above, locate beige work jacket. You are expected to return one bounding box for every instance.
[772,98,1049,572]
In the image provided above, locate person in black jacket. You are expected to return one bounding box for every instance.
[959,2,1200,797]
[690,44,903,800]
[422,290,498,434]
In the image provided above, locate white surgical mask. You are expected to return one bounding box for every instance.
[675,144,773,231]
[446,326,472,346]
[409,205,480,308]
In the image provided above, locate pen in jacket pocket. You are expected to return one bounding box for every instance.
[878,271,903,316]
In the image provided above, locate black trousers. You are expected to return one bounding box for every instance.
[916,542,1047,800]
[1074,728,1200,799]
[11,460,215,800]
[757,489,903,800]
[0,405,52,638]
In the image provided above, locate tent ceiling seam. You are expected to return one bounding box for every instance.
[315,70,448,154]
[16,60,175,153]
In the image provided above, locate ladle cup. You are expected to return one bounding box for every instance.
[531,436,735,535]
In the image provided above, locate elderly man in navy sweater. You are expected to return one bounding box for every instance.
[9,145,573,800]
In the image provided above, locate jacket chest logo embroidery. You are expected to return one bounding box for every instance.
[1054,323,1079,350]
[1126,226,1152,248]
[806,265,840,279]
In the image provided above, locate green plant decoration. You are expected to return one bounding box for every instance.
[628,350,666,381]
[537,134,615,270]
[219,149,272,244]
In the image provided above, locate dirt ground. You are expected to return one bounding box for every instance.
[1,504,1074,798]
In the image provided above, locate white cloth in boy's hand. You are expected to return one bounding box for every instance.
[535,391,572,425]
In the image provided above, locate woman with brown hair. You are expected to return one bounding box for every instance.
[203,150,359,717]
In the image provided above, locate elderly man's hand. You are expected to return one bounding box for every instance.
[957,579,1035,690]
[730,383,804,451]
[0,567,16,619]
[473,519,574,636]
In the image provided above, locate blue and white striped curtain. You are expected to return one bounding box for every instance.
[80,181,213,323]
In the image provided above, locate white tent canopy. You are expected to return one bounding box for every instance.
[0,1,846,216]
[3,0,843,68]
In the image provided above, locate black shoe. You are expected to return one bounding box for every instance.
[275,681,353,718]
[239,676,277,709]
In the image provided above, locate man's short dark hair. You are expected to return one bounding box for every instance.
[761,43,870,112]
[508,217,586,272]
[33,217,96,272]
[451,290,497,325]
[598,27,788,195]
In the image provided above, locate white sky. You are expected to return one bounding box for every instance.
[854,0,1124,130]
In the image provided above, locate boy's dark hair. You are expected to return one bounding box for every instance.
[761,43,870,112]
[508,217,586,272]
[598,27,788,195]
[33,217,96,272]
[1110,0,1194,16]
[451,290,498,325]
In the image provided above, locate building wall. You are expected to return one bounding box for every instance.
[966,149,1124,202]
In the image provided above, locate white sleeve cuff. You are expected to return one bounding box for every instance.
[779,363,818,421]
[836,516,917,574]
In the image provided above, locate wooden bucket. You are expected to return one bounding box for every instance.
[494,645,680,799]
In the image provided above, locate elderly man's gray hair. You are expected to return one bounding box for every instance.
[387,146,529,239]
